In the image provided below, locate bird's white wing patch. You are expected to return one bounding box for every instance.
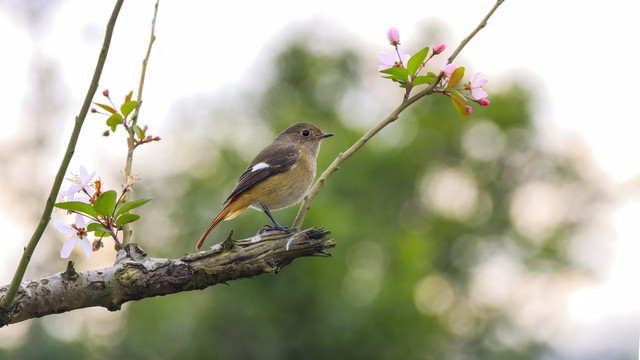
[251,162,270,172]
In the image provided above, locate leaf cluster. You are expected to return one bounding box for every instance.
[55,191,151,245]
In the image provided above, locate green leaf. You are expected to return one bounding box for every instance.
[407,47,429,77]
[87,222,111,234]
[450,95,468,121]
[93,102,117,114]
[115,197,152,217]
[54,201,98,219]
[94,230,111,238]
[106,113,123,132]
[447,66,465,88]
[94,190,118,217]
[115,214,140,227]
[134,125,145,140]
[125,90,133,103]
[413,75,436,86]
[121,100,137,117]
[380,67,409,82]
[449,88,465,99]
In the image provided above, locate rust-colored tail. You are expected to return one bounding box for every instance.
[196,211,227,251]
[196,197,249,251]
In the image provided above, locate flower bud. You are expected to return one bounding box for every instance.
[433,42,446,54]
[102,89,110,97]
[91,107,97,113]
[479,98,490,106]
[387,27,400,45]
[92,239,104,252]
[465,106,473,116]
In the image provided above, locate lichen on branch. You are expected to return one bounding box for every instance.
[0,227,334,327]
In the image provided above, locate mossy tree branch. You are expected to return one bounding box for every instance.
[0,227,334,327]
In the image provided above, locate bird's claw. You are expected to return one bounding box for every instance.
[261,224,299,233]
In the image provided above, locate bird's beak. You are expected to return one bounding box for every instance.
[321,132,334,138]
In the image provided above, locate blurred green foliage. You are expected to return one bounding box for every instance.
[1,39,598,360]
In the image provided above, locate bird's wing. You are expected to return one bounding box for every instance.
[225,143,300,202]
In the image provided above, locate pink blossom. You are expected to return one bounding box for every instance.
[468,72,488,100]
[433,42,446,54]
[439,61,459,87]
[54,214,93,259]
[378,46,411,72]
[61,165,96,202]
[441,60,459,77]
[465,106,473,116]
[387,27,400,45]
[479,98,490,106]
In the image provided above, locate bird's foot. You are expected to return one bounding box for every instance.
[260,224,299,233]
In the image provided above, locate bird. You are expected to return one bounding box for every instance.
[196,122,333,251]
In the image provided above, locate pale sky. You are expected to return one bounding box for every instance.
[1,1,639,357]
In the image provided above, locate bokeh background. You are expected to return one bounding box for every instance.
[1,1,639,359]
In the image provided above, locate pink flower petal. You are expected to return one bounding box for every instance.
[74,214,86,228]
[60,236,79,258]
[396,46,410,64]
[79,238,93,258]
[443,64,459,77]
[433,42,446,54]
[465,106,473,116]
[68,193,90,203]
[79,165,89,181]
[387,27,400,44]
[472,78,488,87]
[84,186,96,197]
[378,52,394,65]
[470,73,488,86]
[79,165,96,186]
[62,184,81,197]
[53,221,76,235]
[471,88,488,100]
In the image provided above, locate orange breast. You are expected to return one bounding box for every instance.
[244,148,316,210]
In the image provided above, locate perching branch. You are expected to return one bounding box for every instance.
[0,227,334,327]
[122,0,160,245]
[0,0,125,310]
[292,0,506,228]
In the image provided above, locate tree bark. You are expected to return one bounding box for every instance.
[0,227,334,327]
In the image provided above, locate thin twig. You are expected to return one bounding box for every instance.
[447,0,504,64]
[122,0,159,245]
[292,83,434,228]
[292,0,506,228]
[0,0,125,310]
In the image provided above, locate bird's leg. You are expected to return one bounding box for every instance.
[261,204,297,232]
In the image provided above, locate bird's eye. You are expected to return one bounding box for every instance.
[301,130,310,137]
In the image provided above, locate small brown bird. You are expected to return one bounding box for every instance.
[196,122,333,251]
